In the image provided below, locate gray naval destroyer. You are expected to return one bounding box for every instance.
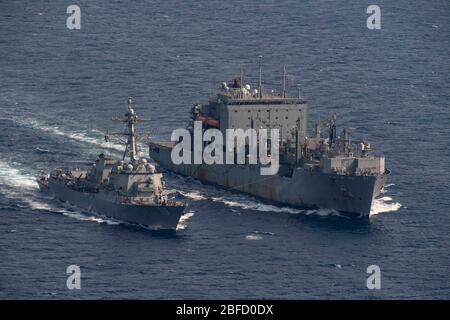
[149,66,390,217]
[38,98,185,230]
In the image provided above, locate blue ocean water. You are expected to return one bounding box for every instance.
[0,0,449,299]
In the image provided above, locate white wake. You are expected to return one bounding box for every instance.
[370,196,402,216]
[0,160,38,191]
[176,211,195,231]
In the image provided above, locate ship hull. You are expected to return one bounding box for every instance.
[149,142,389,217]
[37,179,185,231]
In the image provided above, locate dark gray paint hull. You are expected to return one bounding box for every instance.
[149,142,388,217]
[38,180,185,230]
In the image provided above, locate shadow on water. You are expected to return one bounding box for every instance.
[61,211,186,240]
[288,211,376,234]
[22,198,186,240]
[122,224,181,239]
[162,170,384,235]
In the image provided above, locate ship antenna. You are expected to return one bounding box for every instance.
[128,96,132,112]
[240,65,244,99]
[126,96,138,163]
[258,55,263,99]
[283,64,287,98]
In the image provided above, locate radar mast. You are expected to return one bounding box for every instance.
[106,97,144,164]
[125,97,139,162]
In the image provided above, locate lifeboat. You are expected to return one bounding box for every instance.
[195,114,220,128]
